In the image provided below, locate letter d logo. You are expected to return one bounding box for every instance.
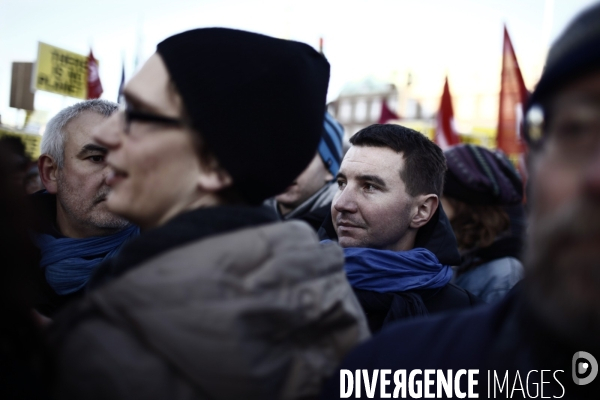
[572,351,598,385]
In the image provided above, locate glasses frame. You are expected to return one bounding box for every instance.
[122,104,184,134]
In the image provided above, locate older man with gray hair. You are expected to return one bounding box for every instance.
[32,99,137,316]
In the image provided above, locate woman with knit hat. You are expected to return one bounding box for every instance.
[49,28,368,400]
[442,144,525,303]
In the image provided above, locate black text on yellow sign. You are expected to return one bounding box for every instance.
[33,42,90,99]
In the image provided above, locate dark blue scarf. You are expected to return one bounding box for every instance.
[322,241,452,293]
[33,224,139,295]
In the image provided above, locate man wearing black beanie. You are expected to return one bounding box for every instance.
[49,28,369,400]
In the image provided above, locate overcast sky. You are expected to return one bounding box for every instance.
[1,0,597,129]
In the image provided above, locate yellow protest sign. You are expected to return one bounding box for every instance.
[33,42,89,99]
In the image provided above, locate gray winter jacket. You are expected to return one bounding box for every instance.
[52,220,369,400]
[454,256,524,303]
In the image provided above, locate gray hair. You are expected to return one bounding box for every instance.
[42,99,119,168]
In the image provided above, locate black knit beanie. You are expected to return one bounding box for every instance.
[157,28,330,204]
[444,144,523,205]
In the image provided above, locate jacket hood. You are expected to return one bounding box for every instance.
[57,220,369,399]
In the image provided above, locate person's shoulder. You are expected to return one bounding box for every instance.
[420,282,483,313]
[457,257,524,303]
[442,282,483,305]
[339,294,516,372]
[476,256,524,274]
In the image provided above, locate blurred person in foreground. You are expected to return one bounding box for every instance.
[0,135,44,193]
[321,4,600,398]
[0,135,30,191]
[25,161,44,194]
[443,144,525,303]
[266,112,344,231]
[50,28,369,400]
[32,100,137,316]
[320,124,479,334]
[0,145,53,399]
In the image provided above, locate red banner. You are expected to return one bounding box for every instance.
[435,76,460,150]
[378,100,400,124]
[497,26,528,155]
[87,50,103,99]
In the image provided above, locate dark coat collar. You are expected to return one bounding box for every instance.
[29,190,63,238]
[87,205,278,290]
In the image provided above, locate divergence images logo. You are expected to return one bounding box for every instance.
[572,351,598,386]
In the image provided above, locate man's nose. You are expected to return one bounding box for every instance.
[333,185,358,214]
[93,112,122,149]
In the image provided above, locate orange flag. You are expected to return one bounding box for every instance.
[435,76,460,150]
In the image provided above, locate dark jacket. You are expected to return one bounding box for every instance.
[321,284,600,399]
[265,181,337,232]
[319,205,480,332]
[28,191,81,316]
[87,205,279,290]
[50,206,370,400]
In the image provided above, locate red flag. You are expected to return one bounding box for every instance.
[435,76,460,150]
[498,26,529,201]
[87,50,103,99]
[378,100,400,124]
[497,26,528,156]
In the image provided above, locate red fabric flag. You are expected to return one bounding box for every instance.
[378,100,400,124]
[435,76,460,150]
[87,50,103,99]
[497,26,528,156]
[497,26,529,202]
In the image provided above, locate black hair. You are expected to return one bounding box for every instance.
[349,124,447,197]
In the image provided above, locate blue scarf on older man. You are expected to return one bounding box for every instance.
[322,241,452,293]
[33,224,139,295]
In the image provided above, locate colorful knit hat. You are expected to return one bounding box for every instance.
[444,144,523,205]
[318,112,344,177]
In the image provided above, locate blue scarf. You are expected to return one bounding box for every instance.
[33,224,139,295]
[322,241,452,293]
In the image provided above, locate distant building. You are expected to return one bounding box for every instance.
[327,78,399,138]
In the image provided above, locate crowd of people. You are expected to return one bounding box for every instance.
[1,2,600,399]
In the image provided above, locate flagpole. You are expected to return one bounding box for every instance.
[134,15,144,71]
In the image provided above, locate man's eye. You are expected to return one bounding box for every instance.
[554,121,588,138]
[364,184,377,192]
[337,180,346,189]
[88,155,105,163]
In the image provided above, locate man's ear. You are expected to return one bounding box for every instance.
[38,155,58,194]
[197,166,233,193]
[410,194,439,229]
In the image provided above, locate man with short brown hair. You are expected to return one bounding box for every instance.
[321,124,477,333]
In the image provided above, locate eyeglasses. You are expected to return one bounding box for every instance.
[121,103,184,134]
[526,99,600,165]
